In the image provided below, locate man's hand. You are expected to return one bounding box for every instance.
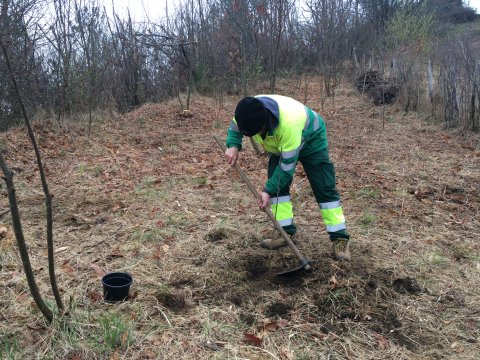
[225,147,239,166]
[257,191,270,210]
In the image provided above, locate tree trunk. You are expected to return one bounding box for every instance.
[0,154,54,323]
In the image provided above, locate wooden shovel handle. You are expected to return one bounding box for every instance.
[214,136,310,266]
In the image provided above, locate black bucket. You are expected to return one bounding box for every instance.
[101,272,132,302]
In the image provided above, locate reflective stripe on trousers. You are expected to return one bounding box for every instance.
[320,201,346,232]
[270,195,293,227]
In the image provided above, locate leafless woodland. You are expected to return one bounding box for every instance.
[1,0,478,132]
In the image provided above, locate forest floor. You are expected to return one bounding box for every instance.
[1,77,479,360]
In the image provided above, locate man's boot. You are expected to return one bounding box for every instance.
[260,233,296,250]
[332,238,351,261]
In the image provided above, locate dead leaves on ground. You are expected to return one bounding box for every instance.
[91,263,106,278]
[373,333,390,350]
[243,319,290,347]
[244,332,262,347]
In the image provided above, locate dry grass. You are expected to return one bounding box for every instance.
[0,78,479,359]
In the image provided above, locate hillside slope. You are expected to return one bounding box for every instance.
[0,78,479,359]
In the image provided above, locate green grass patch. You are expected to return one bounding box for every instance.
[428,252,450,267]
[358,210,376,226]
[194,176,208,186]
[77,163,103,177]
[355,187,380,199]
[132,228,164,243]
[376,163,391,172]
[135,177,169,199]
[98,312,135,352]
[450,244,471,260]
[199,311,238,339]
[394,187,410,198]
[165,144,178,153]
[0,137,7,151]
[165,213,190,227]
[0,336,18,360]
[386,115,396,123]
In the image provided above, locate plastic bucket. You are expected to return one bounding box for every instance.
[101,272,132,302]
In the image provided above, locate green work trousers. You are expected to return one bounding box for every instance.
[267,138,349,241]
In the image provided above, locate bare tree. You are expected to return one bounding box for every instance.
[74,0,102,131]
[1,0,63,320]
[306,0,352,98]
[439,39,479,132]
[256,0,293,93]
[45,0,76,121]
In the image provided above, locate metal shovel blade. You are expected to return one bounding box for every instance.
[276,258,312,277]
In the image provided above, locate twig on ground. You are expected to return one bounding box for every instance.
[0,208,10,218]
[155,306,172,327]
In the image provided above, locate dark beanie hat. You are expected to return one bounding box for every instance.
[234,97,267,136]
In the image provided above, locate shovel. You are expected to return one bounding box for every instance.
[214,136,311,276]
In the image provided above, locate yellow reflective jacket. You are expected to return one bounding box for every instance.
[226,95,327,195]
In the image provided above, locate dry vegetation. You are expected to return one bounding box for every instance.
[0,78,479,359]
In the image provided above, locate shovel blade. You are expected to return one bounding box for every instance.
[276,258,312,277]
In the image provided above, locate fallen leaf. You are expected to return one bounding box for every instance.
[156,220,166,228]
[16,292,29,302]
[329,275,338,288]
[152,248,162,259]
[62,261,75,274]
[120,331,129,346]
[109,350,119,360]
[91,263,106,278]
[373,333,389,350]
[277,319,289,328]
[87,291,103,302]
[114,199,127,208]
[264,322,279,332]
[138,350,156,359]
[280,348,294,360]
[162,244,170,253]
[244,332,262,347]
[466,319,478,332]
[128,290,138,300]
[55,246,69,253]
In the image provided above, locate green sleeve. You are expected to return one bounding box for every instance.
[225,118,243,150]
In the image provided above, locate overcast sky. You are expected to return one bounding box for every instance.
[102,0,178,22]
[102,0,479,22]
[468,0,480,11]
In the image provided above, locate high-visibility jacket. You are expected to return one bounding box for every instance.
[226,95,328,196]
